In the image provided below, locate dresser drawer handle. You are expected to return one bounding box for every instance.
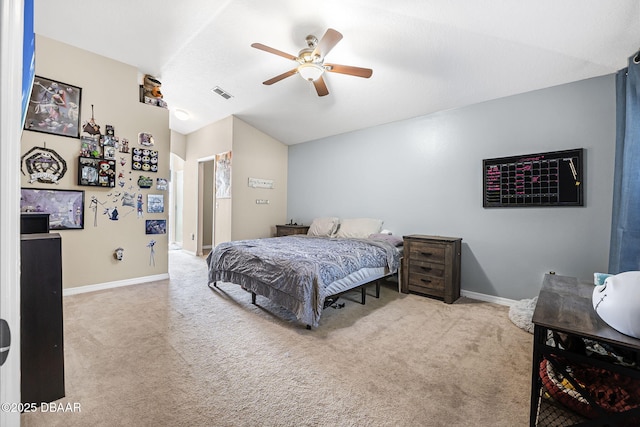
[420,278,432,283]
[420,266,432,272]
[420,252,433,257]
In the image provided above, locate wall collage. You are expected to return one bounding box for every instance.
[20,74,168,263]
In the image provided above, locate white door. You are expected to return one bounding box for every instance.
[1,1,26,426]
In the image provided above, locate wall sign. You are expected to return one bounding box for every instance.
[483,148,584,207]
[248,177,274,189]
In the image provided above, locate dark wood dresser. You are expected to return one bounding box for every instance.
[275,224,310,237]
[401,234,462,303]
[21,233,65,405]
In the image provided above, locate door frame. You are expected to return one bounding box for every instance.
[1,1,26,425]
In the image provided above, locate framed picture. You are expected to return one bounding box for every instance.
[78,157,116,187]
[147,194,164,213]
[20,188,84,230]
[23,75,82,139]
[215,151,232,199]
[145,219,166,235]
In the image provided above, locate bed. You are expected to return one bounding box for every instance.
[206,219,402,328]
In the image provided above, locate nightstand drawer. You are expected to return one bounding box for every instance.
[409,260,445,279]
[408,242,445,263]
[408,274,445,295]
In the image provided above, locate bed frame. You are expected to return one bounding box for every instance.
[209,272,394,329]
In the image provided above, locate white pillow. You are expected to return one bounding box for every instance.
[307,217,340,237]
[335,218,383,239]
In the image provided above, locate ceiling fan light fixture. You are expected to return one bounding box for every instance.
[297,63,324,81]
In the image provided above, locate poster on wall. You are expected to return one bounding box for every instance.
[215,151,232,199]
[23,75,82,139]
[20,188,84,230]
[145,219,166,234]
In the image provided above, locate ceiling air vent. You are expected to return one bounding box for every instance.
[211,86,233,100]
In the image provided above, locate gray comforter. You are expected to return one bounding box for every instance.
[206,235,401,327]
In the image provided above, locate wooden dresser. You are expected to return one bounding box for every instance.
[275,224,310,237]
[401,234,462,303]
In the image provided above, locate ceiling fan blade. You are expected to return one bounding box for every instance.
[313,76,329,97]
[312,28,343,58]
[263,69,298,85]
[251,43,298,61]
[325,63,373,78]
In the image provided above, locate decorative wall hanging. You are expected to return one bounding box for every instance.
[140,75,167,108]
[78,157,116,187]
[89,196,100,226]
[131,147,158,172]
[156,178,168,190]
[20,188,84,230]
[23,76,81,139]
[81,104,101,136]
[137,175,153,188]
[145,220,166,235]
[102,135,118,160]
[147,239,157,266]
[215,151,232,199]
[137,194,144,218]
[119,138,130,153]
[122,192,136,208]
[21,145,68,184]
[80,135,102,158]
[147,194,164,213]
[138,132,154,146]
[104,206,119,220]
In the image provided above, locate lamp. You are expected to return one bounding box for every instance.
[297,63,324,81]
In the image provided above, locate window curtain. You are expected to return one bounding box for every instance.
[609,53,640,274]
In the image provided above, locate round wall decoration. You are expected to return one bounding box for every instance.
[21,145,68,184]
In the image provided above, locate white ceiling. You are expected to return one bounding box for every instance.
[34,0,640,145]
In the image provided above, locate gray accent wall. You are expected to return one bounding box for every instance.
[287,75,616,300]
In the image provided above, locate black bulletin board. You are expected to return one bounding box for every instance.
[483,148,584,207]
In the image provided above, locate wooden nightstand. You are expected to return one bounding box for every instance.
[275,224,310,237]
[401,235,462,303]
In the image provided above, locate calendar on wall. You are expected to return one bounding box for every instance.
[483,148,584,207]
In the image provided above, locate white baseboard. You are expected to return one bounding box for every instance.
[63,273,170,296]
[461,289,516,307]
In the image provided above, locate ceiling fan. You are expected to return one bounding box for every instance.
[251,28,373,97]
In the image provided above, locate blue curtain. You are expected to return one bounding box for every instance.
[609,54,640,273]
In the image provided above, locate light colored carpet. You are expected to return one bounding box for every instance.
[22,250,533,426]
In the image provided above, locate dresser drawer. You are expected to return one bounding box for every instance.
[408,242,445,263]
[408,274,445,296]
[409,260,445,279]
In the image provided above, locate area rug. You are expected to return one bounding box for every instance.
[508,296,538,333]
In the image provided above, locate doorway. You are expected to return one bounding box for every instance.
[197,157,215,256]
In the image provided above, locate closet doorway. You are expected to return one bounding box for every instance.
[197,157,215,256]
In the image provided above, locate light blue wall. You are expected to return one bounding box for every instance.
[288,75,616,300]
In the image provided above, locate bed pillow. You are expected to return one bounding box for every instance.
[307,217,340,237]
[335,218,383,239]
[369,233,403,247]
